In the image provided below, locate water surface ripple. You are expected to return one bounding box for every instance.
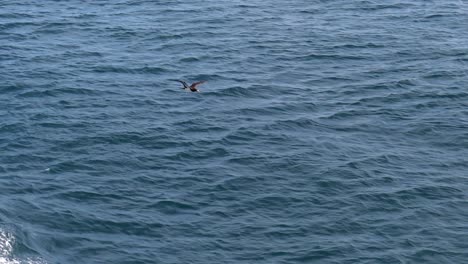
[1,0,468,263]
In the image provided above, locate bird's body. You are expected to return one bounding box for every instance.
[175,80,206,92]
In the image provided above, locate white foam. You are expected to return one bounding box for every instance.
[0,230,15,264]
[0,229,46,264]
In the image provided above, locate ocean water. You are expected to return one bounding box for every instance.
[1,0,468,263]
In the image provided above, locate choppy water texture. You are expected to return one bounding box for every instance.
[1,0,468,263]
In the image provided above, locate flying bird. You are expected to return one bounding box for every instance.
[175,80,206,92]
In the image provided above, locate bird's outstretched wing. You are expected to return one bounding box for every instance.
[190,81,206,89]
[175,80,189,88]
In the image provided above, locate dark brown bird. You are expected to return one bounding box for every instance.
[175,80,206,92]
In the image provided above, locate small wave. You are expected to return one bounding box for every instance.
[223,129,263,145]
[298,9,321,14]
[225,156,270,168]
[32,22,77,34]
[214,85,266,98]
[179,57,200,62]
[153,33,183,41]
[395,185,464,200]
[350,92,411,106]
[0,123,26,134]
[251,195,304,209]
[108,29,139,39]
[48,161,96,173]
[207,176,262,192]
[0,22,37,31]
[146,200,197,214]
[51,190,127,204]
[295,53,367,61]
[16,87,105,98]
[139,66,169,74]
[346,3,415,11]
[0,13,35,19]
[240,106,287,117]
[424,13,454,19]
[92,65,168,74]
[92,66,135,74]
[330,43,384,49]
[69,50,103,57]
[323,109,373,120]
[267,118,330,131]
[126,0,160,6]
[423,70,464,79]
[235,4,258,8]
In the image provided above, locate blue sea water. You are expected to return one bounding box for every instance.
[1,0,468,263]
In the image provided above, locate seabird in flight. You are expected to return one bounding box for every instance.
[175,80,206,92]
